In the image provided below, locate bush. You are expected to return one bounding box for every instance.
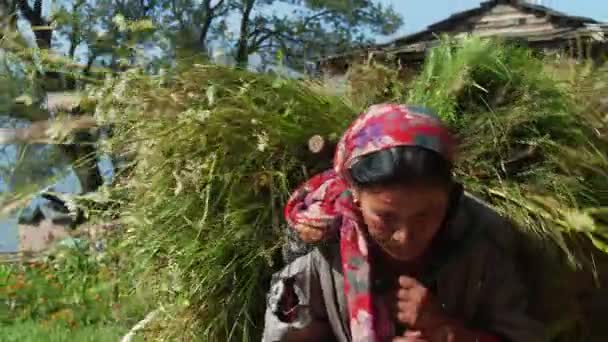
[0,233,152,333]
[0,320,130,342]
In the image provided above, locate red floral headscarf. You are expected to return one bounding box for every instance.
[284,104,456,341]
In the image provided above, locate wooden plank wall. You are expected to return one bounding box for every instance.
[450,5,573,41]
[389,4,589,56]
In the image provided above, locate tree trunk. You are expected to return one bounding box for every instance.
[68,15,80,60]
[235,0,255,68]
[83,52,98,76]
[0,116,97,144]
[18,0,52,49]
[66,26,80,89]
[199,23,210,54]
[198,0,213,53]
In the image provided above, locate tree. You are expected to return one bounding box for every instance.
[0,0,102,193]
[0,0,403,197]
[228,0,402,69]
[156,0,230,55]
[0,0,159,195]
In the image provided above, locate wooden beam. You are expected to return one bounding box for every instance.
[490,4,521,15]
[0,116,97,145]
[467,22,556,37]
[476,12,544,23]
[473,17,551,30]
[45,92,82,113]
[0,39,111,77]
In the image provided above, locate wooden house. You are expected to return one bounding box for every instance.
[317,0,608,76]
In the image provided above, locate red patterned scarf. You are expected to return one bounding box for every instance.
[284,104,455,341]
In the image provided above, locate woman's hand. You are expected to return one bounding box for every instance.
[394,276,479,342]
[282,319,335,342]
[392,329,454,342]
[393,329,430,342]
[294,224,327,243]
[396,276,450,331]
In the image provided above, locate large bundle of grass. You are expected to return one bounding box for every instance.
[405,37,608,257]
[92,64,355,340]
[94,38,608,340]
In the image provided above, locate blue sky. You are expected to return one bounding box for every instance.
[378,0,608,42]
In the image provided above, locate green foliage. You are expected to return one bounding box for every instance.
[0,53,26,114]
[0,48,50,121]
[0,235,152,331]
[7,0,403,75]
[407,36,550,123]
[341,61,409,110]
[0,320,129,342]
[246,0,402,69]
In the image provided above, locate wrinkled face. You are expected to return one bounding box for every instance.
[354,184,449,262]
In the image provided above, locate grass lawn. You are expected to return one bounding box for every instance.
[0,321,141,342]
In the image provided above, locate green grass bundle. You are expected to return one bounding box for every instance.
[92,64,355,340]
[404,36,608,261]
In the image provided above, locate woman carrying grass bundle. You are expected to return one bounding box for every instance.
[263,104,544,342]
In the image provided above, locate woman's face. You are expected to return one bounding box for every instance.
[354,184,449,262]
